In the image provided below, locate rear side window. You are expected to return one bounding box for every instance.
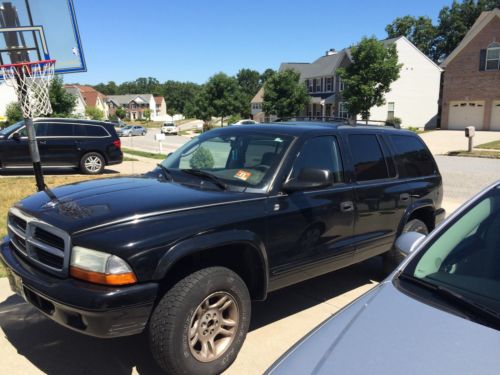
[46,124,74,136]
[86,126,108,137]
[349,134,389,181]
[391,135,436,178]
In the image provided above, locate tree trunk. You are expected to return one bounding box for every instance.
[221,116,224,127]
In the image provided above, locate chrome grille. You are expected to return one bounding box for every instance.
[7,207,71,276]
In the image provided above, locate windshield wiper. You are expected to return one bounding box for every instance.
[398,273,500,328]
[157,164,174,182]
[181,169,227,190]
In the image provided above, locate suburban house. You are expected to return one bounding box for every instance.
[64,85,86,118]
[107,94,157,121]
[254,36,442,128]
[440,8,500,131]
[65,85,109,120]
[0,82,17,122]
[154,96,167,120]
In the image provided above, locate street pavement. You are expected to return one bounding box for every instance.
[0,129,499,374]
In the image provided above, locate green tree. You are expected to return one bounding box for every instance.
[337,36,402,121]
[385,15,437,57]
[167,106,176,123]
[49,76,76,117]
[260,68,276,85]
[143,108,152,123]
[236,69,261,118]
[189,147,215,169]
[203,73,244,126]
[85,106,104,120]
[5,102,23,124]
[162,81,201,115]
[184,85,213,129]
[115,107,126,119]
[262,70,309,119]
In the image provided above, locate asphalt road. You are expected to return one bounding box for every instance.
[435,155,500,205]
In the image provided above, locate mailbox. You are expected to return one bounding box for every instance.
[465,126,475,138]
[155,133,166,141]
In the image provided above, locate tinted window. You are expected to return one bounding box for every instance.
[349,134,389,181]
[74,124,87,136]
[86,126,108,137]
[290,136,343,183]
[17,123,48,137]
[391,135,435,177]
[46,124,74,137]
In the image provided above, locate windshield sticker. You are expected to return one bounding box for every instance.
[234,170,252,181]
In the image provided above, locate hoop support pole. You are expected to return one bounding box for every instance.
[24,117,45,191]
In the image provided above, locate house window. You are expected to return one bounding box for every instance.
[326,77,332,91]
[485,43,500,70]
[316,78,321,92]
[338,76,345,91]
[312,79,317,93]
[387,102,395,120]
[338,102,348,119]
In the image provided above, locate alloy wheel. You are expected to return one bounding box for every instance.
[188,291,239,363]
[84,155,102,173]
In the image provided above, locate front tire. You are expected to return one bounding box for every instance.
[80,152,105,174]
[149,267,251,375]
[383,218,429,273]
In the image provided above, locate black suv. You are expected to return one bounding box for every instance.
[0,118,123,174]
[0,123,444,374]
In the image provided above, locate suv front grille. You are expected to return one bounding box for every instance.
[7,208,70,276]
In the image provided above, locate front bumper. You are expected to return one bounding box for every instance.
[0,238,158,338]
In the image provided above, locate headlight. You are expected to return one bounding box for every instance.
[70,246,137,286]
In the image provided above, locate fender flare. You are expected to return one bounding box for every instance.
[153,230,269,299]
[397,200,435,236]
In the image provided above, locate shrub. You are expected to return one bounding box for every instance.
[5,102,23,124]
[189,147,214,169]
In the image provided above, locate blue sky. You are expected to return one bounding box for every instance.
[72,0,452,85]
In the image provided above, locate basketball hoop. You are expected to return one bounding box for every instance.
[0,59,55,118]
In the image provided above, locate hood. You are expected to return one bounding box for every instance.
[269,281,500,375]
[14,175,253,235]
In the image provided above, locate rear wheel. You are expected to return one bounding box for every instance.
[149,267,250,375]
[383,218,429,273]
[80,152,105,174]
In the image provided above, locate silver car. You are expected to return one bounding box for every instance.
[267,181,500,375]
[119,125,147,137]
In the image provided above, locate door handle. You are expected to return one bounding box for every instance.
[38,140,47,145]
[399,193,410,202]
[340,201,354,212]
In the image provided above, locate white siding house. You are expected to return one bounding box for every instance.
[366,37,443,128]
[0,83,18,121]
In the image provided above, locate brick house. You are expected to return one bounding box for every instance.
[440,9,500,131]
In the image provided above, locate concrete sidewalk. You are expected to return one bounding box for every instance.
[419,130,500,155]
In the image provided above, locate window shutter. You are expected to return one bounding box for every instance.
[479,49,486,71]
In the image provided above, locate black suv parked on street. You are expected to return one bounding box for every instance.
[0,123,444,374]
[0,118,123,174]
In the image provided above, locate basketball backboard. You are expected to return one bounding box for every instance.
[0,0,86,78]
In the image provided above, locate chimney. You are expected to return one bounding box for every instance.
[326,48,336,56]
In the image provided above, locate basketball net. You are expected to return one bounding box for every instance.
[1,59,55,118]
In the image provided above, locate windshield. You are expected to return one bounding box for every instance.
[0,121,24,135]
[123,126,132,130]
[403,185,500,313]
[161,130,293,190]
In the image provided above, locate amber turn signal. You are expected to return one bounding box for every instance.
[70,266,137,286]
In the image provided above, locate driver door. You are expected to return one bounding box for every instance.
[266,136,356,288]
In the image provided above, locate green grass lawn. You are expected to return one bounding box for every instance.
[476,140,500,150]
[122,147,168,160]
[448,150,500,159]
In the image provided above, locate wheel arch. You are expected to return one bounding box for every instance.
[153,230,269,301]
[398,201,436,236]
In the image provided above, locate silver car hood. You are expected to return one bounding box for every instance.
[268,280,500,375]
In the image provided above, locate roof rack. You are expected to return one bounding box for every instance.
[264,117,399,128]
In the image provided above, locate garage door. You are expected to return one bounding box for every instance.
[448,101,485,130]
[490,100,500,131]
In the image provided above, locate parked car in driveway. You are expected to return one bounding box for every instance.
[267,181,500,375]
[161,122,178,135]
[118,125,147,137]
[230,119,259,125]
[0,122,443,375]
[0,118,122,174]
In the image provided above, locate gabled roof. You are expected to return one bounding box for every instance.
[64,86,85,104]
[64,84,106,107]
[251,87,264,103]
[154,96,164,105]
[279,51,347,80]
[441,8,500,68]
[107,94,154,106]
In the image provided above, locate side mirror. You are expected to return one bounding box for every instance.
[395,232,426,257]
[283,168,333,192]
[11,132,20,141]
